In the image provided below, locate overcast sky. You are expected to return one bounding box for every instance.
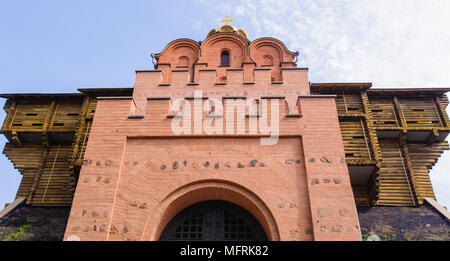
[1,0,449,209]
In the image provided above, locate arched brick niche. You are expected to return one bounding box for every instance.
[154,39,200,83]
[176,56,190,68]
[250,38,297,81]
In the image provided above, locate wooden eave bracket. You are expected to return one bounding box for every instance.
[11,131,23,147]
[426,129,439,145]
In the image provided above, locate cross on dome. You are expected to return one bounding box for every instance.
[220,16,233,25]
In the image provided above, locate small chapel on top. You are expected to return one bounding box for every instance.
[1,21,449,241]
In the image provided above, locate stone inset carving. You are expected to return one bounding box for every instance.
[331,226,342,232]
[317,208,331,217]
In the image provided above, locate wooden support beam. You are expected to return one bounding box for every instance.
[398,138,418,206]
[426,129,439,146]
[1,101,17,133]
[431,97,444,127]
[403,154,421,204]
[392,96,407,130]
[361,92,382,164]
[77,120,91,166]
[360,118,372,161]
[435,95,450,128]
[360,91,383,205]
[389,98,400,127]
[342,91,349,114]
[7,103,20,131]
[70,96,90,166]
[42,101,57,147]
[11,131,23,147]
[26,147,49,204]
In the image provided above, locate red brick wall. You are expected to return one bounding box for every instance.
[64,32,361,241]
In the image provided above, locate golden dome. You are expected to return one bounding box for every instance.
[206,25,249,41]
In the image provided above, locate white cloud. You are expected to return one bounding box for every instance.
[226,0,450,87]
[196,0,450,207]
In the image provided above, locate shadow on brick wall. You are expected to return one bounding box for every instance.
[357,204,450,241]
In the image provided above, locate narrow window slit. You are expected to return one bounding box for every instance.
[221,50,230,67]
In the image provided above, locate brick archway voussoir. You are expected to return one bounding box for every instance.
[142,179,280,241]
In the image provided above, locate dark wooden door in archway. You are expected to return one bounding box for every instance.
[159,201,268,241]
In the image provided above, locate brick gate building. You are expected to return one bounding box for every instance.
[1,25,449,241]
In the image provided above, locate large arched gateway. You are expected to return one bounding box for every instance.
[159,201,268,241]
